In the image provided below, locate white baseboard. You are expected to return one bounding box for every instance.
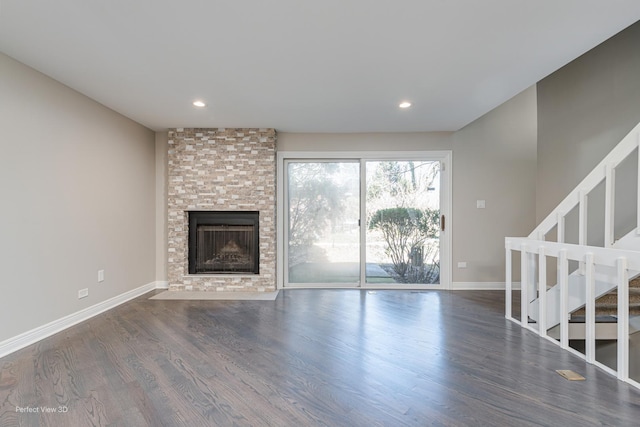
[451,282,522,290]
[0,281,159,359]
[155,280,169,289]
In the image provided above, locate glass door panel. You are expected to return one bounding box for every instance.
[365,161,441,285]
[286,161,360,284]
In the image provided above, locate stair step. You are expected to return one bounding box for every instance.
[546,316,640,340]
[528,253,640,328]
[569,315,617,323]
[571,280,640,316]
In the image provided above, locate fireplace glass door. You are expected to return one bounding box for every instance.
[189,211,259,274]
[195,225,255,273]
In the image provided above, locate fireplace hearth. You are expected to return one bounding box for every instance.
[188,211,259,274]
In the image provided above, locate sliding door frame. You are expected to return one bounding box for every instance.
[277,150,452,290]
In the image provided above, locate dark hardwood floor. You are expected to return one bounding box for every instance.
[1,289,639,426]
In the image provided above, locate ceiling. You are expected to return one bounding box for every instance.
[1,1,640,133]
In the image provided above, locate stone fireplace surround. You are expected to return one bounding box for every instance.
[167,128,276,292]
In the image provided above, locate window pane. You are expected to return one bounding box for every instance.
[365,161,441,284]
[287,162,360,283]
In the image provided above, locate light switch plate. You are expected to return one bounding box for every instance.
[476,200,486,209]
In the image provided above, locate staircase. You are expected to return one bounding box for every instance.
[506,120,640,389]
[528,229,640,330]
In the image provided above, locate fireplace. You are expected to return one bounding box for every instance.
[188,211,259,274]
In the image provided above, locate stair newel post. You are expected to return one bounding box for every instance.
[538,246,547,338]
[521,244,529,328]
[604,163,615,248]
[617,257,629,381]
[559,249,569,349]
[505,241,512,320]
[585,252,596,364]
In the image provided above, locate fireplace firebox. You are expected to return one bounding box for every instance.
[188,211,259,274]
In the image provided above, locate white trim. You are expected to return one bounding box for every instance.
[505,246,512,317]
[279,284,443,290]
[359,160,367,286]
[627,377,640,390]
[276,152,285,289]
[277,150,453,160]
[282,283,458,290]
[0,281,160,359]
[452,282,521,290]
[155,280,170,289]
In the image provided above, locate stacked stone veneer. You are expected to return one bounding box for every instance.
[167,128,276,292]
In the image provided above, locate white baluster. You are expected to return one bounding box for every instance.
[559,249,569,349]
[579,190,588,275]
[604,164,615,248]
[521,245,528,328]
[505,243,512,320]
[617,257,629,381]
[557,213,565,244]
[579,190,588,246]
[528,251,537,306]
[585,253,595,363]
[538,246,547,338]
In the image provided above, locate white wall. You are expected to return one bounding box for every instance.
[278,86,538,284]
[0,53,156,343]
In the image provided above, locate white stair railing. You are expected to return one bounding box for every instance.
[506,120,640,389]
[506,238,640,388]
[530,121,640,244]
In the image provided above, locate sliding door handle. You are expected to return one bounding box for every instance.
[440,215,445,231]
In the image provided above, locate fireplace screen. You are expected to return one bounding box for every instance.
[188,211,259,274]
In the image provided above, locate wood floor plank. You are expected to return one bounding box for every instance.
[1,289,640,426]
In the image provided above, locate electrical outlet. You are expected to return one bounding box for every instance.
[476,200,486,209]
[78,288,89,299]
[458,262,467,268]
[98,269,105,283]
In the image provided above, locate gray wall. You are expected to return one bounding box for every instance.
[278,85,537,284]
[155,132,168,282]
[537,21,640,223]
[0,53,156,343]
[453,86,537,282]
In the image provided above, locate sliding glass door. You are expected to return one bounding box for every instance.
[286,161,360,284]
[279,152,450,288]
[365,160,441,285]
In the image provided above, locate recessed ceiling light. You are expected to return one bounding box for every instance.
[399,101,412,109]
[193,100,206,108]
